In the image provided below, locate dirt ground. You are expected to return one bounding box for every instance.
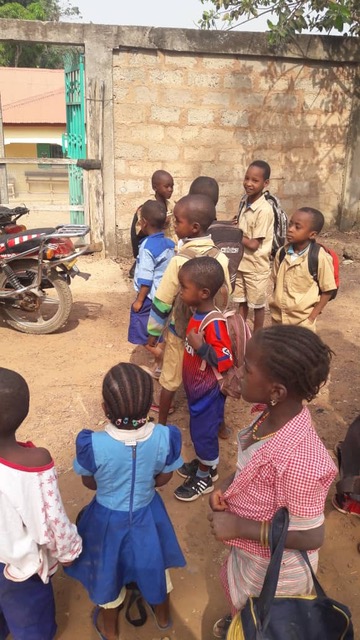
[2,230,360,640]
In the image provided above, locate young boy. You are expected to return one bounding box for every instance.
[234,160,274,332]
[0,367,82,640]
[173,256,233,501]
[269,207,337,332]
[130,169,176,276]
[147,194,231,425]
[189,175,244,294]
[128,200,175,369]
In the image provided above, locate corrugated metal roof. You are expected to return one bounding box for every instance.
[0,67,66,125]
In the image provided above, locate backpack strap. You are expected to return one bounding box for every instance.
[178,245,220,260]
[198,311,227,377]
[199,310,226,333]
[307,241,320,285]
[278,246,286,264]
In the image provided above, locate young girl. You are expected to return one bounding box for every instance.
[208,325,337,639]
[65,363,185,640]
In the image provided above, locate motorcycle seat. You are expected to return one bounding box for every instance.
[0,228,56,255]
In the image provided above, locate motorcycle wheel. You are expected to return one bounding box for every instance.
[0,259,73,335]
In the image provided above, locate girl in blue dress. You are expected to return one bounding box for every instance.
[65,363,185,640]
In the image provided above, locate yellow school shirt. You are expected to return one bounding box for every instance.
[269,243,337,325]
[155,236,231,308]
[135,196,177,243]
[238,193,274,274]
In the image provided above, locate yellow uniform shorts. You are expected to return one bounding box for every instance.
[233,270,270,309]
[159,329,184,393]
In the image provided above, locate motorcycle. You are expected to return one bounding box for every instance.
[0,205,90,335]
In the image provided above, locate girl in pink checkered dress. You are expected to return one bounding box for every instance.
[208,325,337,639]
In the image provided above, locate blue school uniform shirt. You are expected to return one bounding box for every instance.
[134,232,175,301]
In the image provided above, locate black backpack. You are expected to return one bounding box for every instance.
[209,220,243,292]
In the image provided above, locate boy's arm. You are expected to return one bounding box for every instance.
[147,256,182,340]
[242,203,273,253]
[308,292,333,322]
[188,321,233,371]
[133,285,151,312]
[242,236,261,252]
[308,249,337,321]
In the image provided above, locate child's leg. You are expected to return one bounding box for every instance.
[253,306,265,332]
[96,587,126,640]
[158,388,176,425]
[237,301,248,320]
[174,393,224,501]
[156,331,184,423]
[150,570,172,629]
[153,593,170,628]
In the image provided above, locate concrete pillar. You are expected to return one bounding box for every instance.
[340,69,360,231]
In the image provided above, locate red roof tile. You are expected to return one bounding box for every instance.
[0,67,66,124]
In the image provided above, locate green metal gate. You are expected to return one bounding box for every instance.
[62,52,86,224]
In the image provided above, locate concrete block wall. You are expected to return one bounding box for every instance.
[113,49,355,255]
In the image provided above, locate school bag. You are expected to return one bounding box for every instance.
[226,507,354,640]
[172,246,230,340]
[198,309,251,399]
[209,220,244,292]
[237,192,288,259]
[279,241,339,300]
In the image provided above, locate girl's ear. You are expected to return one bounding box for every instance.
[192,221,201,233]
[270,383,287,405]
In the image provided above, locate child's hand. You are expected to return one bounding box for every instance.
[208,511,241,541]
[187,328,204,351]
[132,300,143,313]
[209,489,228,512]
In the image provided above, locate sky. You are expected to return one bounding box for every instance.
[68,0,267,31]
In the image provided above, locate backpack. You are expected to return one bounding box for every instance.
[209,221,244,292]
[279,241,339,300]
[237,192,288,259]
[172,246,230,340]
[264,191,288,258]
[199,309,251,399]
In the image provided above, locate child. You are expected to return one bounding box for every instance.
[0,367,82,640]
[65,363,185,640]
[189,175,244,294]
[234,160,274,332]
[173,256,233,501]
[130,169,176,276]
[269,207,337,332]
[128,200,175,371]
[147,194,231,425]
[332,414,360,516]
[208,326,337,639]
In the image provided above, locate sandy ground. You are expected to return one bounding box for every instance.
[1,232,360,640]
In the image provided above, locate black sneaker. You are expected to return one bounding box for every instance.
[174,474,214,502]
[177,458,218,482]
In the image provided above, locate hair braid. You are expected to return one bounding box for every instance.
[254,326,332,402]
[102,363,153,424]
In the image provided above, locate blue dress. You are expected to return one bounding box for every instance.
[65,423,186,605]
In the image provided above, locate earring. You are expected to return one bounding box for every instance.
[270,399,277,407]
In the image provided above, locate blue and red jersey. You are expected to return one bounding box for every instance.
[183,311,233,404]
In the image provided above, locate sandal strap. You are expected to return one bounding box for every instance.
[125,588,148,627]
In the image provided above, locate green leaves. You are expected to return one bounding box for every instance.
[0,0,81,67]
[198,0,360,40]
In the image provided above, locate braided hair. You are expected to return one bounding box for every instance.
[253,325,332,402]
[102,363,153,428]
